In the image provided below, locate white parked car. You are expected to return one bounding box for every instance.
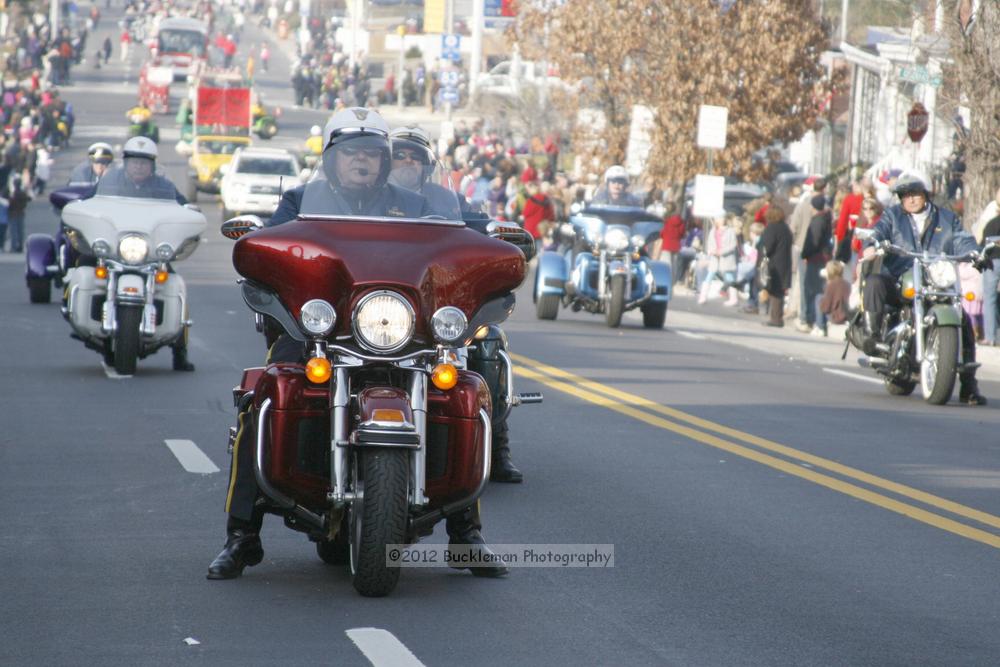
[474,60,574,100]
[219,147,307,219]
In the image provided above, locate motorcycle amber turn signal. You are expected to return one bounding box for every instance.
[305,357,332,384]
[155,270,169,284]
[94,266,108,280]
[431,363,458,390]
[902,286,916,299]
[966,292,976,302]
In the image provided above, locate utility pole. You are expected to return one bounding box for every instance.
[469,0,483,99]
[840,0,849,43]
[50,0,59,40]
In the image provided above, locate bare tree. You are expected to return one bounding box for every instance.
[514,0,838,186]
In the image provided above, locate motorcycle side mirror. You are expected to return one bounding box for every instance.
[854,228,875,241]
[221,215,264,240]
[486,220,536,261]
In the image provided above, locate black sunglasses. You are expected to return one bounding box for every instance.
[339,146,382,159]
[392,149,423,161]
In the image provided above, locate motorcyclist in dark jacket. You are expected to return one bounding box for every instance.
[861,170,985,405]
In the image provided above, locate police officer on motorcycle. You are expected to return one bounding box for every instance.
[208,108,508,580]
[268,108,431,225]
[389,124,525,482]
[591,165,642,207]
[68,142,114,186]
[98,137,187,206]
[860,170,986,405]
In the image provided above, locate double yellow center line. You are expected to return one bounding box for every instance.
[512,352,1000,550]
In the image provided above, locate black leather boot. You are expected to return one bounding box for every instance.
[172,344,195,372]
[862,311,883,356]
[207,518,264,580]
[490,421,523,483]
[959,375,988,406]
[445,503,508,578]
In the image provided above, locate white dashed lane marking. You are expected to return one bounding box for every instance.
[822,367,884,385]
[164,439,220,474]
[346,628,426,667]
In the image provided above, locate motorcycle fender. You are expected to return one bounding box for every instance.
[608,259,628,275]
[534,250,568,303]
[25,234,57,279]
[927,303,962,327]
[116,273,146,303]
[647,260,672,303]
[354,387,419,447]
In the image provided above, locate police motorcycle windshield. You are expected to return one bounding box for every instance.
[95,162,178,200]
[388,150,463,220]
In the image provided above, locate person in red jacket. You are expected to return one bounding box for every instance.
[658,202,686,283]
[834,178,864,263]
[521,180,555,251]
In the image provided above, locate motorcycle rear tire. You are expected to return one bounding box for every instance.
[921,326,958,405]
[28,277,51,304]
[605,275,626,328]
[883,376,916,396]
[536,293,559,320]
[113,305,142,375]
[349,449,408,597]
[641,301,667,329]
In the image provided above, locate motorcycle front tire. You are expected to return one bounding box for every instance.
[113,305,142,375]
[28,277,52,304]
[641,301,667,329]
[605,275,626,328]
[921,325,958,405]
[349,448,408,597]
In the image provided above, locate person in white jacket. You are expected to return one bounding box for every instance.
[698,215,740,306]
[972,186,1000,244]
[34,146,53,195]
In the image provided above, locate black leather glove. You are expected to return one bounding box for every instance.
[974,256,993,273]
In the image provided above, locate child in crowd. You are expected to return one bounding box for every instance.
[817,259,851,337]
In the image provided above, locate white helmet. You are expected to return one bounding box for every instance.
[320,107,392,188]
[603,165,629,184]
[123,136,159,160]
[389,125,434,164]
[88,141,114,164]
[310,124,321,136]
[893,169,932,196]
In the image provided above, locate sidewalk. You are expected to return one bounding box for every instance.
[632,292,1000,384]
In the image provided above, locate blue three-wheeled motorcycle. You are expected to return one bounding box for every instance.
[533,205,672,328]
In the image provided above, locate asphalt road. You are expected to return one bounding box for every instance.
[2,12,1000,666]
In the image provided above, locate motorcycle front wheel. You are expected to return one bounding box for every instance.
[113,305,142,375]
[28,277,52,304]
[920,325,958,405]
[605,275,626,327]
[349,449,408,597]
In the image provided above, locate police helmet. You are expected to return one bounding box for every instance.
[123,136,159,161]
[390,126,434,165]
[603,165,629,184]
[88,141,114,165]
[320,107,392,189]
[893,170,931,197]
[310,124,322,136]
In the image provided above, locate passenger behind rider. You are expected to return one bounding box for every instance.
[208,108,508,580]
[68,142,114,186]
[97,137,187,205]
[590,165,642,207]
[860,170,986,405]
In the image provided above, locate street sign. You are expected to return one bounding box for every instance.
[692,174,726,218]
[441,87,459,104]
[898,65,942,88]
[907,102,929,143]
[697,105,728,150]
[441,34,461,62]
[441,70,459,86]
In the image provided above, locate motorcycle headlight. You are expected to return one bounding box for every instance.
[300,298,337,336]
[431,306,468,344]
[155,242,175,261]
[118,235,149,264]
[604,228,629,252]
[353,291,414,353]
[92,238,112,258]
[927,260,957,289]
[630,233,646,249]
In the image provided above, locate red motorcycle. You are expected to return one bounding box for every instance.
[221,212,531,596]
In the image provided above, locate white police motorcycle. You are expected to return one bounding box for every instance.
[59,170,206,375]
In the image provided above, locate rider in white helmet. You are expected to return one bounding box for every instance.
[68,142,115,186]
[268,107,431,225]
[591,165,642,207]
[97,136,187,204]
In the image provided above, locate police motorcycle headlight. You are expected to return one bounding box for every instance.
[353,291,415,353]
[603,228,629,252]
[300,298,337,336]
[91,238,112,259]
[155,242,176,261]
[927,260,958,289]
[431,306,468,344]
[118,234,149,264]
